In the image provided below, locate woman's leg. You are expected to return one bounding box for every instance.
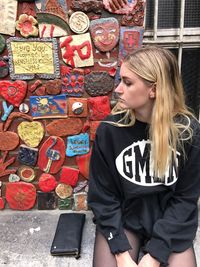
[92,228,141,267]
[167,247,197,267]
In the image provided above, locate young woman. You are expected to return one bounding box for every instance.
[88,46,200,267]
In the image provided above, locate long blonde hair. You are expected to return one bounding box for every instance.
[112,46,194,179]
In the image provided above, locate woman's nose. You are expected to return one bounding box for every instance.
[114,82,123,93]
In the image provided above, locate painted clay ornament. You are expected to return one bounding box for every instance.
[55,183,73,199]
[58,197,73,210]
[66,133,90,157]
[60,166,79,187]
[68,98,88,117]
[9,174,20,182]
[76,150,91,179]
[18,166,36,182]
[60,33,94,68]
[90,18,119,52]
[0,0,18,36]
[46,118,83,137]
[119,26,144,62]
[61,67,85,97]
[0,58,9,78]
[18,145,38,166]
[0,197,5,210]
[70,0,104,14]
[17,121,44,148]
[19,103,29,113]
[21,1,36,17]
[16,14,39,38]
[6,182,36,210]
[73,192,88,211]
[0,80,27,107]
[38,173,57,192]
[85,71,114,96]
[69,11,90,34]
[90,121,101,141]
[37,191,57,210]
[73,180,88,193]
[45,79,62,95]
[0,132,19,151]
[1,101,14,122]
[0,151,16,178]
[30,95,67,119]
[0,34,6,53]
[38,136,65,174]
[88,96,111,120]
[103,0,139,14]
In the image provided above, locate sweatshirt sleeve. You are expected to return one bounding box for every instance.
[145,121,200,266]
[88,125,132,254]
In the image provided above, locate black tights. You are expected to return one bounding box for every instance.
[93,229,197,267]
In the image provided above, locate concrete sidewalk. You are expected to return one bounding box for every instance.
[0,210,199,267]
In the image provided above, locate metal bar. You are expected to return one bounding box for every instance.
[143,39,200,44]
[178,45,183,72]
[179,0,186,42]
[153,0,159,40]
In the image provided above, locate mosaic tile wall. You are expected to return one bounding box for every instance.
[0,0,145,211]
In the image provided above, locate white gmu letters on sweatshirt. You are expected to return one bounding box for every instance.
[116,140,180,186]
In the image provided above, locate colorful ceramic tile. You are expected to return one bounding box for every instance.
[0,197,4,209]
[38,173,57,192]
[60,166,79,187]
[37,191,57,210]
[7,37,60,80]
[19,103,30,113]
[103,0,142,14]
[30,95,67,119]
[46,118,83,137]
[70,0,103,14]
[69,11,90,34]
[18,145,38,166]
[66,133,90,157]
[60,33,94,68]
[88,96,111,121]
[121,0,146,27]
[0,58,9,78]
[73,192,88,211]
[73,180,88,193]
[0,0,17,36]
[58,197,73,210]
[38,136,65,174]
[16,14,39,38]
[36,0,70,38]
[18,165,36,182]
[68,98,88,117]
[21,2,36,17]
[55,183,73,199]
[61,68,84,97]
[6,182,36,210]
[90,18,119,52]
[76,150,91,179]
[0,80,27,107]
[119,26,144,62]
[8,174,20,182]
[17,121,44,148]
[85,71,114,96]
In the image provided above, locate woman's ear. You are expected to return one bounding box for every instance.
[149,84,156,99]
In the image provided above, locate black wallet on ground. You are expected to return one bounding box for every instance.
[50,213,86,259]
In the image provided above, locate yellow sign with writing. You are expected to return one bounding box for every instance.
[11,41,54,74]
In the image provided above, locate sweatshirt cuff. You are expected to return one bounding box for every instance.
[107,232,132,254]
[144,238,171,266]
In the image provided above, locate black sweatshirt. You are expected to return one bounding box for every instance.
[88,115,200,266]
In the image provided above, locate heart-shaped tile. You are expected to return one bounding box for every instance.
[18,121,44,148]
[0,80,27,107]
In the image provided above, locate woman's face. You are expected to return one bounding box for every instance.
[115,63,155,119]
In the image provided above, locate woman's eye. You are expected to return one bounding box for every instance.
[123,80,132,86]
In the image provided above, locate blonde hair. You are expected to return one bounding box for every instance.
[112,46,194,179]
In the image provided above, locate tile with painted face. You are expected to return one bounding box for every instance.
[115,62,155,121]
[90,18,120,52]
